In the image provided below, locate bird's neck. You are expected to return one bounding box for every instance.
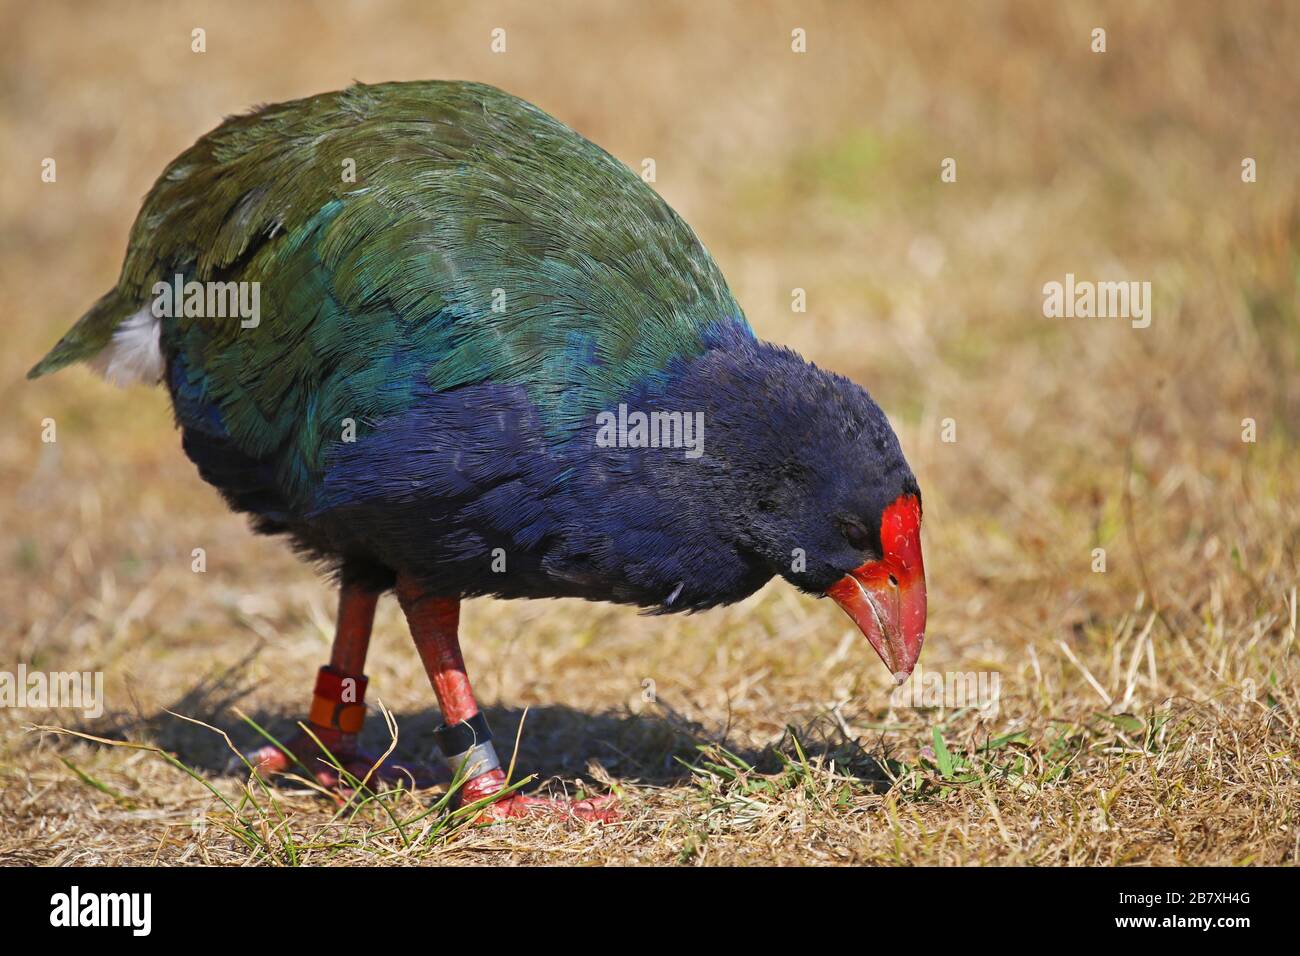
[574,330,798,610]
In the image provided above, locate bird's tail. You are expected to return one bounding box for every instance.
[27,287,148,381]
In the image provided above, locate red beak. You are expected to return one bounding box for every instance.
[825,494,926,683]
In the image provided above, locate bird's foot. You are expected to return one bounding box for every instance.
[460,769,620,823]
[236,726,439,794]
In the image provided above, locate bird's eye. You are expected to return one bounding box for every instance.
[840,520,871,552]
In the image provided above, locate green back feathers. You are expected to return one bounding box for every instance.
[31,80,747,498]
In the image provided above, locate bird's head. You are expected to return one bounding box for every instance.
[754,439,926,684]
[690,336,928,682]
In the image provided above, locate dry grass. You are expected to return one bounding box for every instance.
[1,1,1297,866]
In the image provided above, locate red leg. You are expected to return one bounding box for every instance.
[241,581,433,791]
[395,574,618,823]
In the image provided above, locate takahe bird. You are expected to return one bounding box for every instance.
[30,80,926,821]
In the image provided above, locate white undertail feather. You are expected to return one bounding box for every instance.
[87,306,163,387]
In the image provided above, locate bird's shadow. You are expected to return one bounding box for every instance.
[39,650,893,794]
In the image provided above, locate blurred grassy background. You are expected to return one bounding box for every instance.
[1,1,1297,864]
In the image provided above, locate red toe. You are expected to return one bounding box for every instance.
[462,770,620,823]
[473,792,620,823]
[236,729,442,794]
